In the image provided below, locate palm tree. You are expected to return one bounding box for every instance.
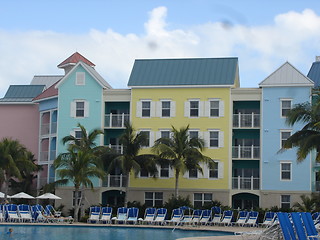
[54,145,105,221]
[292,194,316,212]
[280,99,320,162]
[152,125,213,197]
[104,122,157,207]
[0,138,37,201]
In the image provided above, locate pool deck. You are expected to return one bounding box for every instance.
[0,222,260,239]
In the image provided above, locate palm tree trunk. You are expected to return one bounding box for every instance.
[74,186,80,222]
[4,172,9,202]
[124,173,129,207]
[175,169,179,198]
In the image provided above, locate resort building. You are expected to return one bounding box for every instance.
[0,52,316,212]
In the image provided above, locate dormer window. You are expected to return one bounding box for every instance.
[76,72,85,85]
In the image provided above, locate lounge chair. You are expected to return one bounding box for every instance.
[153,208,167,225]
[31,204,47,222]
[99,207,112,224]
[291,212,308,240]
[87,206,101,223]
[219,210,233,226]
[190,209,202,225]
[166,208,183,225]
[210,206,222,225]
[243,211,259,227]
[312,212,320,224]
[277,212,297,240]
[301,212,320,239]
[138,208,156,224]
[5,204,20,222]
[259,211,276,227]
[179,206,193,225]
[112,207,128,224]
[126,207,139,224]
[199,209,211,225]
[45,205,61,217]
[234,210,249,227]
[18,204,33,222]
[0,205,5,222]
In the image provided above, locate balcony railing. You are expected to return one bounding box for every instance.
[232,176,260,190]
[232,146,260,159]
[105,113,129,128]
[233,113,260,128]
[102,174,127,188]
[41,123,50,135]
[108,144,123,154]
[39,151,49,162]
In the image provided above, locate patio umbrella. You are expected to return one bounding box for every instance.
[36,193,61,200]
[10,192,35,199]
[0,192,10,198]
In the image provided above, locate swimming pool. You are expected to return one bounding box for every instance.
[0,225,233,240]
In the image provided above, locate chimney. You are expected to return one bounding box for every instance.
[316,56,320,62]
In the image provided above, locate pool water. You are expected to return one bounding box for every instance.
[0,225,233,240]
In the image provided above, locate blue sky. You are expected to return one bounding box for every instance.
[0,0,320,96]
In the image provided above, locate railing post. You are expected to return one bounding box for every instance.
[251,176,254,190]
[121,113,124,127]
[251,113,254,128]
[239,113,241,128]
[238,176,241,190]
[120,174,123,187]
[251,145,254,159]
[238,145,241,158]
[108,174,110,187]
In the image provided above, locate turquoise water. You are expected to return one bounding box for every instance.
[0,225,233,240]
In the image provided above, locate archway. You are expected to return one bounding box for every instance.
[101,190,125,207]
[232,193,259,210]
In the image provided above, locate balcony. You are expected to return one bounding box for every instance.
[105,113,129,128]
[102,174,127,188]
[233,113,260,128]
[232,176,260,190]
[108,144,123,154]
[232,146,260,159]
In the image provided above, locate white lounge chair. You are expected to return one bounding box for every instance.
[99,207,112,224]
[18,204,33,222]
[153,208,167,225]
[112,207,128,224]
[87,206,101,223]
[138,208,156,224]
[126,207,139,224]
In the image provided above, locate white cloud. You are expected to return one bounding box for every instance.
[1,7,320,96]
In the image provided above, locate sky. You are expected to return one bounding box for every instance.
[1,0,320,96]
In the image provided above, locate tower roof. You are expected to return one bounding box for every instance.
[57,52,95,69]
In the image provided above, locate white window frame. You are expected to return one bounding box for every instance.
[76,72,85,85]
[209,163,219,179]
[189,100,200,117]
[281,99,292,118]
[141,100,151,118]
[139,129,153,147]
[76,101,85,117]
[161,100,171,118]
[71,100,89,118]
[280,195,291,209]
[72,191,82,207]
[145,192,163,207]
[209,130,219,148]
[188,130,199,140]
[193,193,212,208]
[160,130,171,139]
[139,166,150,178]
[209,100,220,117]
[159,162,170,178]
[280,130,291,148]
[280,162,292,181]
[188,169,198,179]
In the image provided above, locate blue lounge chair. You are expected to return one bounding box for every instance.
[5,204,20,222]
[138,208,156,224]
[112,207,128,224]
[31,204,46,222]
[234,210,249,227]
[0,205,5,222]
[260,211,276,227]
[277,212,297,240]
[211,206,222,225]
[199,209,211,225]
[166,208,183,225]
[301,212,320,240]
[45,205,61,218]
[291,212,308,240]
[179,207,193,225]
[99,207,112,224]
[18,204,33,222]
[312,212,320,224]
[190,209,202,225]
[244,211,259,227]
[153,208,167,225]
[220,210,233,226]
[126,207,139,224]
[87,206,101,223]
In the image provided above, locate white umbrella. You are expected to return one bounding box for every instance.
[10,192,34,199]
[0,192,10,198]
[36,193,61,200]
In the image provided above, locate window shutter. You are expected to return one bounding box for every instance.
[203,131,209,148]
[156,131,161,140]
[169,166,174,178]
[149,131,154,147]
[150,101,156,118]
[136,101,142,118]
[218,131,224,148]
[205,101,210,117]
[171,101,176,117]
[70,101,76,117]
[184,101,189,117]
[219,100,224,117]
[76,72,85,85]
[70,130,75,137]
[84,101,89,117]
[202,163,208,178]
[218,162,224,179]
[156,101,161,117]
[199,101,205,117]
[183,171,188,178]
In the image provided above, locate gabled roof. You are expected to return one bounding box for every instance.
[33,80,59,102]
[55,61,112,89]
[259,62,314,87]
[307,61,320,88]
[127,57,239,87]
[31,75,63,88]
[57,52,95,68]
[0,85,45,102]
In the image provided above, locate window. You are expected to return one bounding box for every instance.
[281,131,291,148]
[140,166,149,178]
[75,130,83,140]
[160,163,169,178]
[161,101,171,117]
[190,101,199,117]
[145,192,163,207]
[76,72,85,85]
[160,130,170,139]
[281,195,291,209]
[281,162,291,181]
[189,131,199,140]
[72,191,82,207]
[193,193,212,208]
[140,131,150,147]
[209,164,218,179]
[189,169,198,178]
[142,101,151,117]
[209,131,219,147]
[76,101,85,117]
[281,100,292,117]
[210,100,219,117]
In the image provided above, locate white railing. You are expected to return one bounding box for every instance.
[41,123,50,135]
[105,113,130,128]
[109,144,123,154]
[233,113,260,128]
[102,174,127,188]
[232,176,260,190]
[232,146,260,159]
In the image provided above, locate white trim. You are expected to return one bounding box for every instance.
[280,161,292,181]
[129,84,234,89]
[280,130,292,149]
[280,99,292,118]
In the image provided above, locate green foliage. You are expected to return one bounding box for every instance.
[163,195,192,218]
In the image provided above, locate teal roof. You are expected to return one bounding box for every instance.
[128,58,238,87]
[0,85,45,102]
[307,61,320,88]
